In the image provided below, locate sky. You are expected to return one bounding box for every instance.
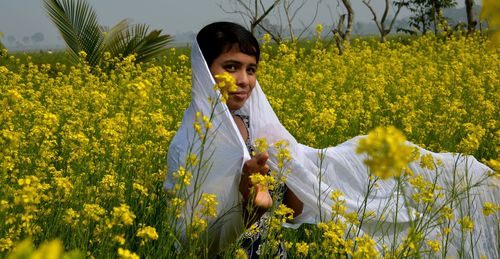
[0,0,468,49]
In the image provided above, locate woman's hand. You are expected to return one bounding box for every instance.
[239,152,272,209]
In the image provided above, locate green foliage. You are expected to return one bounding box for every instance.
[406,0,457,33]
[0,32,5,52]
[43,0,173,66]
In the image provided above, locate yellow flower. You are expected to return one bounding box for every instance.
[117,248,140,259]
[214,72,237,103]
[83,204,106,222]
[200,193,218,217]
[356,126,414,179]
[262,33,271,45]
[78,51,87,59]
[234,248,248,259]
[63,208,80,227]
[353,235,379,258]
[426,239,441,253]
[439,206,454,221]
[254,138,269,153]
[133,182,149,197]
[459,216,474,232]
[111,204,136,226]
[316,23,324,37]
[136,226,159,241]
[189,216,208,239]
[275,204,294,218]
[178,54,189,63]
[114,234,126,245]
[458,123,485,154]
[419,153,435,170]
[295,242,309,256]
[482,202,497,216]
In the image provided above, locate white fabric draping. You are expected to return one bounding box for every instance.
[166,40,499,257]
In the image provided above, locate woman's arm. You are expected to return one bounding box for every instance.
[283,187,304,218]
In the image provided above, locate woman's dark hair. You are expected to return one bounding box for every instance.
[197,22,260,66]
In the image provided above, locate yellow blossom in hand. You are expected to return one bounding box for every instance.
[249,174,276,191]
[254,138,269,154]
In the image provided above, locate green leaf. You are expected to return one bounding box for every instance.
[44,0,104,65]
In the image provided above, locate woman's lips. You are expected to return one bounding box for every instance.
[230,91,248,100]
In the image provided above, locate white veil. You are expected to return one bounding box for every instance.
[166,40,499,256]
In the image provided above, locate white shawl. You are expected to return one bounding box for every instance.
[166,40,499,257]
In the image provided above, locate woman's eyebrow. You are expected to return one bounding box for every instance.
[222,59,242,65]
[223,59,257,66]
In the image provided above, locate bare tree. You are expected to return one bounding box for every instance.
[362,0,408,42]
[279,0,323,42]
[220,0,322,43]
[219,0,282,35]
[330,0,354,54]
[464,0,477,33]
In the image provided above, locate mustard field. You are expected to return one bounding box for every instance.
[0,34,499,258]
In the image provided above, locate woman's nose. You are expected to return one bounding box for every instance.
[235,70,249,87]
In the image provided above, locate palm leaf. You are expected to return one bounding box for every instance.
[43,0,104,65]
[104,24,172,63]
[101,19,129,58]
[133,29,173,63]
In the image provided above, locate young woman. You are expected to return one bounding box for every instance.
[197,22,303,219]
[166,22,498,257]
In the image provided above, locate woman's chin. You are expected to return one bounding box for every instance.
[227,101,246,111]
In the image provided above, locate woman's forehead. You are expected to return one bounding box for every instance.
[222,43,258,60]
[215,48,257,64]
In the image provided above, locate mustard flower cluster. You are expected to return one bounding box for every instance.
[356,126,415,179]
[214,72,237,103]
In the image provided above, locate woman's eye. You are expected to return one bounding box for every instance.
[224,65,237,72]
[247,67,257,75]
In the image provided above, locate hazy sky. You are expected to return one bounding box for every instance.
[1,0,467,48]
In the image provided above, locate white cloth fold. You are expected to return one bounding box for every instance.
[166,40,498,257]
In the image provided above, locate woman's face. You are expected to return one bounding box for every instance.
[209,46,258,112]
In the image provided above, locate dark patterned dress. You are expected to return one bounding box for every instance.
[234,113,287,259]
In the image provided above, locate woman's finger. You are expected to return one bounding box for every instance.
[260,164,270,175]
[256,152,269,165]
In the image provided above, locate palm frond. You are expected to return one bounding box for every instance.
[121,24,150,57]
[121,24,173,63]
[44,0,172,66]
[102,19,130,58]
[44,0,103,65]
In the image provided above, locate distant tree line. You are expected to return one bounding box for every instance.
[220,0,488,48]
